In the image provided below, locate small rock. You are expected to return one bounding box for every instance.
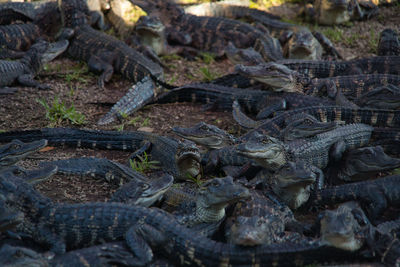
[137,127,154,133]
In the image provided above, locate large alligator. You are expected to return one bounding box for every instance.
[0,39,68,94]
[0,173,385,266]
[130,0,283,62]
[0,127,200,181]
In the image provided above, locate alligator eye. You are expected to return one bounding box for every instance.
[12,169,22,175]
[10,144,21,150]
[141,184,150,190]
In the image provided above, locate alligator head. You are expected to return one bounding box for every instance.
[320,202,364,251]
[226,215,283,246]
[112,174,174,207]
[356,85,400,109]
[225,42,265,66]
[337,146,400,181]
[175,140,201,180]
[237,134,287,170]
[235,62,306,92]
[0,139,48,170]
[196,176,250,223]
[173,122,237,150]
[0,165,58,185]
[134,15,166,56]
[283,30,323,60]
[268,161,317,209]
[129,0,185,24]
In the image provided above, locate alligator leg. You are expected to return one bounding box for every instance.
[312,31,343,59]
[128,141,152,162]
[125,225,156,266]
[232,100,261,129]
[17,74,50,89]
[329,139,347,162]
[88,50,116,89]
[256,97,286,120]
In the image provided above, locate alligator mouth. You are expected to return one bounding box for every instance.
[23,165,59,184]
[177,153,201,179]
[0,139,48,167]
[135,174,174,207]
[41,40,69,63]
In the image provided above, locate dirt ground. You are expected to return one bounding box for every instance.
[0,0,399,245]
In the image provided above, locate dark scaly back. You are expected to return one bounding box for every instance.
[59,0,90,28]
[0,23,41,51]
[242,106,400,140]
[18,40,48,74]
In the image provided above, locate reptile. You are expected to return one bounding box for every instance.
[0,127,201,181]
[58,0,165,89]
[39,157,174,206]
[242,105,400,140]
[304,0,379,25]
[377,28,400,56]
[235,62,400,101]
[311,174,400,223]
[130,0,283,62]
[174,176,250,237]
[0,39,68,94]
[184,1,343,60]
[237,123,373,172]
[0,139,48,170]
[0,174,375,266]
[354,84,400,110]
[0,165,58,185]
[325,145,400,183]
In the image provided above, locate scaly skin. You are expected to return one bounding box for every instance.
[377,28,400,56]
[238,123,373,171]
[0,175,369,266]
[312,175,400,222]
[59,0,164,89]
[0,39,68,91]
[130,0,283,62]
[0,127,201,181]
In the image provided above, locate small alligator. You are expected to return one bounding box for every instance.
[311,174,400,223]
[304,0,379,25]
[131,0,283,62]
[185,1,343,60]
[0,39,68,94]
[235,62,400,101]
[175,176,250,237]
[325,145,400,183]
[237,123,373,171]
[0,127,201,181]
[0,165,58,185]
[354,84,400,109]
[377,28,400,56]
[0,139,48,169]
[59,0,165,89]
[0,174,373,266]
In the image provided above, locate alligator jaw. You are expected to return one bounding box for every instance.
[0,139,48,169]
[135,174,174,207]
[41,40,69,63]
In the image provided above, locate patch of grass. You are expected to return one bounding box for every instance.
[115,124,125,131]
[321,27,343,43]
[186,173,203,187]
[185,72,197,81]
[0,130,5,133]
[37,96,85,126]
[129,152,160,173]
[161,54,182,61]
[199,67,218,82]
[343,32,362,48]
[198,52,215,64]
[392,168,400,175]
[57,62,93,86]
[368,30,378,54]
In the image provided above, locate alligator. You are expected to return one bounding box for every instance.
[59,0,165,89]
[0,174,376,266]
[174,176,250,237]
[235,62,400,100]
[354,84,400,110]
[311,174,400,223]
[0,242,140,267]
[377,28,400,56]
[225,189,306,246]
[184,1,343,60]
[0,23,44,60]
[130,0,283,62]
[304,0,379,25]
[0,139,48,169]
[254,160,321,209]
[237,123,373,172]
[109,173,174,207]
[0,39,68,94]
[0,127,201,181]
[325,145,400,183]
[243,105,400,140]
[0,164,58,185]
